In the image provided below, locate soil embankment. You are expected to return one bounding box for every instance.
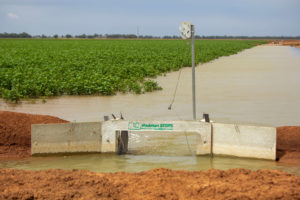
[277,126,300,164]
[1,168,299,200]
[0,111,68,159]
[283,40,300,48]
[269,40,300,48]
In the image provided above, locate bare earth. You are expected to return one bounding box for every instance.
[283,40,300,48]
[277,126,300,164]
[268,40,300,48]
[0,111,68,159]
[0,168,299,200]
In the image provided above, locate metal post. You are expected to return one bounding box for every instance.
[191,24,196,120]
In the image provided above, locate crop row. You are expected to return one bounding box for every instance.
[0,39,266,102]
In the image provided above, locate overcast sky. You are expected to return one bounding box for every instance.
[0,0,300,36]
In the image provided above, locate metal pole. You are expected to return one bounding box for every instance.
[191,24,196,120]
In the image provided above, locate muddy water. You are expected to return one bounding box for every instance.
[1,46,300,126]
[2,131,300,174]
[1,154,300,175]
[1,45,300,174]
[2,130,299,174]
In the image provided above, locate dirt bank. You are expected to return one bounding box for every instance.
[283,40,300,48]
[0,168,299,200]
[277,126,300,164]
[0,111,68,159]
[269,40,300,48]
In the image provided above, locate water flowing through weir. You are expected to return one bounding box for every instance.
[127,132,201,156]
[1,45,300,174]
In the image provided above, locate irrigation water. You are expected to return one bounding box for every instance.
[1,45,300,174]
[1,150,300,175]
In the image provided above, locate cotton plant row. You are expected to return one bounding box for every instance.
[0,39,266,102]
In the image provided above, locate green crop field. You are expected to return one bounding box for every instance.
[0,39,266,102]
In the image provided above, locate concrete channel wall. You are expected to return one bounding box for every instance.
[31,120,277,160]
[212,123,276,160]
[31,122,102,154]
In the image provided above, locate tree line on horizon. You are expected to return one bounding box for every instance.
[0,32,300,39]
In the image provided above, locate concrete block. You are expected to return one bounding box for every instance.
[212,123,276,160]
[31,122,102,155]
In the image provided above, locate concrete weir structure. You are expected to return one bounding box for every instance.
[212,123,276,160]
[31,120,276,160]
[102,120,211,155]
[31,122,102,154]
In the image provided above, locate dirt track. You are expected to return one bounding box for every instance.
[1,168,299,200]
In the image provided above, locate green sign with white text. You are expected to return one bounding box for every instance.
[128,122,174,131]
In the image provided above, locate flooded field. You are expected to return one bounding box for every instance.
[1,45,300,175]
[1,45,300,126]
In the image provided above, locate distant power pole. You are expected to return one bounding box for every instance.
[137,26,139,38]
